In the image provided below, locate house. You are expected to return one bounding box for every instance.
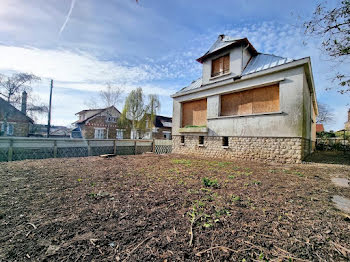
[316,124,325,133]
[72,106,122,139]
[0,92,34,137]
[171,35,318,163]
[29,124,71,138]
[144,115,172,140]
[345,109,350,131]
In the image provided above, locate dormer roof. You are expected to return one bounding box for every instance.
[196,35,258,63]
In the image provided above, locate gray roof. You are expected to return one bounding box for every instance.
[242,53,294,76]
[176,53,295,95]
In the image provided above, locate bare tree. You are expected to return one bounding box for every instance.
[85,83,122,109]
[317,102,335,124]
[0,73,40,103]
[303,1,350,93]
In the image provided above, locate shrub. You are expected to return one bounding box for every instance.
[202,177,219,188]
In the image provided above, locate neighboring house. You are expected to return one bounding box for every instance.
[316,124,325,133]
[345,109,350,131]
[72,106,122,139]
[144,115,172,140]
[0,92,34,137]
[171,35,318,163]
[29,124,71,138]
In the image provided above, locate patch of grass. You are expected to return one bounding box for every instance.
[77,178,83,182]
[202,177,219,188]
[172,159,192,166]
[268,169,277,174]
[228,175,235,179]
[294,172,304,177]
[231,195,241,202]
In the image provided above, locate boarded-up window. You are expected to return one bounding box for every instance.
[220,84,279,116]
[182,98,207,127]
[211,54,230,77]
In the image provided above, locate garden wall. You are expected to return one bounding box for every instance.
[0,138,172,162]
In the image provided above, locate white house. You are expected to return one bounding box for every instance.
[171,35,318,163]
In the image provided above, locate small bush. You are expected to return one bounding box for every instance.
[202,177,219,188]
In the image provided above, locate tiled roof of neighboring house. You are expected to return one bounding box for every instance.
[155,115,172,128]
[176,54,295,95]
[0,97,34,123]
[73,106,121,125]
[242,53,294,76]
[316,124,325,132]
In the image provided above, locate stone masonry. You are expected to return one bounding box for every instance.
[172,135,311,163]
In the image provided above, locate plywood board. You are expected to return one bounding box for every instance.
[220,84,279,116]
[182,98,207,127]
[252,85,279,113]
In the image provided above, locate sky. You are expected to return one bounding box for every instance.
[0,0,348,130]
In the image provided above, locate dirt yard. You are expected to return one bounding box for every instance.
[1,153,350,261]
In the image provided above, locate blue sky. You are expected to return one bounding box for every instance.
[0,0,348,130]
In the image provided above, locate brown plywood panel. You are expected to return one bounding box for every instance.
[221,92,240,116]
[220,84,279,116]
[238,90,253,115]
[252,85,279,114]
[182,98,207,127]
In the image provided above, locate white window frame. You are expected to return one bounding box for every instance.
[94,128,105,139]
[1,122,14,136]
[116,129,124,139]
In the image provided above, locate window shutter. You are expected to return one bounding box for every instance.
[223,55,230,73]
[212,58,221,76]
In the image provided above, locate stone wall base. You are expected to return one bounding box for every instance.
[172,135,311,164]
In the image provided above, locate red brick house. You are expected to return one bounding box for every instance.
[316,124,325,133]
[0,94,34,137]
[72,106,122,139]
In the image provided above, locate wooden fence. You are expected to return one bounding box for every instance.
[0,137,172,162]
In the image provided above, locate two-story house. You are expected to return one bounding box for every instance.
[72,106,122,139]
[0,92,34,137]
[345,109,350,131]
[171,35,318,163]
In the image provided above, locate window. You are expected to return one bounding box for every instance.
[199,136,204,146]
[181,135,185,144]
[211,54,230,77]
[116,129,124,139]
[106,116,116,122]
[182,98,207,127]
[222,137,229,147]
[1,123,14,136]
[94,128,105,139]
[220,84,280,116]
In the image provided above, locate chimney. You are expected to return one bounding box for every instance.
[21,91,27,115]
[219,34,225,40]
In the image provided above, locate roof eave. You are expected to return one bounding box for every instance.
[171,57,311,98]
[196,38,258,64]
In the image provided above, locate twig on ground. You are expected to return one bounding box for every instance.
[27,222,37,229]
[195,246,239,256]
[124,236,152,261]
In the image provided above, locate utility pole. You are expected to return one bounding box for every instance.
[47,79,53,138]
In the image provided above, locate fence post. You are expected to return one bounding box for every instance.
[113,139,117,155]
[53,140,57,158]
[87,140,92,156]
[7,139,13,162]
[152,139,155,153]
[134,140,137,155]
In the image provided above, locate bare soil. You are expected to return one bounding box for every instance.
[0,153,350,261]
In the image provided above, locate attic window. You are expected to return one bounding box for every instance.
[211,54,230,77]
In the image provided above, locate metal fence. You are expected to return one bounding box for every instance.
[0,137,173,162]
[316,137,350,153]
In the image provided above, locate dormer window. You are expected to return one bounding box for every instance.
[211,54,230,77]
